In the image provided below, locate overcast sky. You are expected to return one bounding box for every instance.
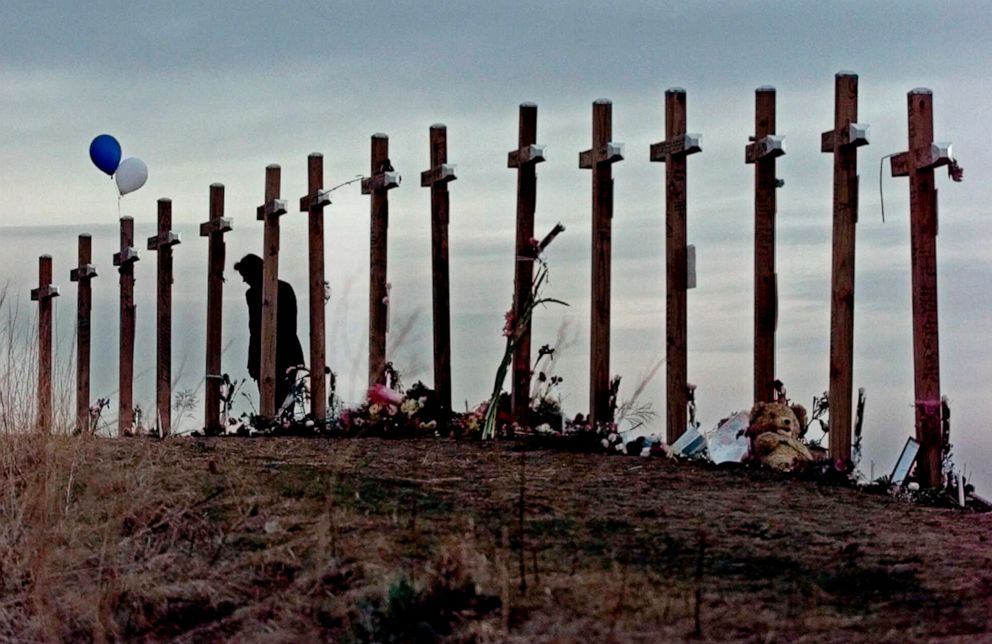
[1,1,990,488]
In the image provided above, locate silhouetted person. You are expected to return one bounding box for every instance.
[233,254,305,411]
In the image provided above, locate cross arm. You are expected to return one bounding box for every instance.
[820,122,870,153]
[255,198,288,221]
[420,163,457,187]
[199,217,233,237]
[745,135,786,163]
[579,142,624,169]
[650,133,702,162]
[361,171,401,194]
[890,142,953,177]
[507,144,546,168]
[147,231,182,250]
[300,188,332,212]
[30,284,60,301]
[70,264,98,281]
[113,247,140,266]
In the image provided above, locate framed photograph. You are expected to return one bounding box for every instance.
[890,437,920,485]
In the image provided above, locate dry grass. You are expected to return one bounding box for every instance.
[1,292,991,642]
[0,435,505,641]
[2,435,991,642]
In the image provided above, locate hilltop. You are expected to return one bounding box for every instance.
[2,435,990,642]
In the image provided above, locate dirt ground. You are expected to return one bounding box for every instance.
[3,435,991,642]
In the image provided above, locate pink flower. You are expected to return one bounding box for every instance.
[368,383,404,407]
[526,237,541,257]
[502,309,515,337]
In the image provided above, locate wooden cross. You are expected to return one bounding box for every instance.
[508,103,546,426]
[299,153,332,422]
[256,164,288,418]
[821,72,869,464]
[745,86,785,403]
[147,198,181,436]
[650,88,702,445]
[31,255,60,433]
[420,124,457,425]
[361,134,400,387]
[890,88,958,488]
[70,234,97,433]
[113,216,139,436]
[200,183,232,435]
[579,99,624,427]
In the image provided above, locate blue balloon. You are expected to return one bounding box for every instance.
[89,134,122,176]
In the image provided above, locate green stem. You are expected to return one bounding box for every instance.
[481,262,567,439]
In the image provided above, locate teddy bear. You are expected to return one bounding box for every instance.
[746,401,813,471]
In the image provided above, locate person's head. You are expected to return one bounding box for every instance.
[234,253,263,287]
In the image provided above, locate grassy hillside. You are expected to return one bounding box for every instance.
[2,435,990,642]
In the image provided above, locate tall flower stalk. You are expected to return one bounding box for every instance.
[482,224,567,439]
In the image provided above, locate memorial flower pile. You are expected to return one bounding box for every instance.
[333,378,441,438]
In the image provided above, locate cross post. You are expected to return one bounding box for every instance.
[821,72,869,464]
[70,234,97,433]
[508,103,546,426]
[299,153,332,423]
[579,99,624,427]
[650,88,702,444]
[200,183,232,434]
[361,134,400,387]
[890,88,958,488]
[147,198,181,436]
[745,87,785,403]
[256,164,288,418]
[113,216,139,436]
[421,124,456,426]
[31,255,60,432]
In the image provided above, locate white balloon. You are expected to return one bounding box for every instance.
[115,157,148,196]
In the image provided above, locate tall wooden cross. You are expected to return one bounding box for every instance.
[69,234,97,433]
[361,134,400,387]
[113,216,140,436]
[650,88,702,444]
[745,87,785,403]
[579,99,624,427]
[890,88,959,488]
[421,124,457,424]
[508,103,546,426]
[31,255,60,433]
[256,165,288,418]
[200,183,232,434]
[821,72,869,464]
[299,153,332,422]
[147,198,181,436]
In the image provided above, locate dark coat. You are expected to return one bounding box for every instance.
[246,280,306,386]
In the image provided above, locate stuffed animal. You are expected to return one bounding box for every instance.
[747,401,812,471]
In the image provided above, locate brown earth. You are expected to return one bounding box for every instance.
[2,435,991,642]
